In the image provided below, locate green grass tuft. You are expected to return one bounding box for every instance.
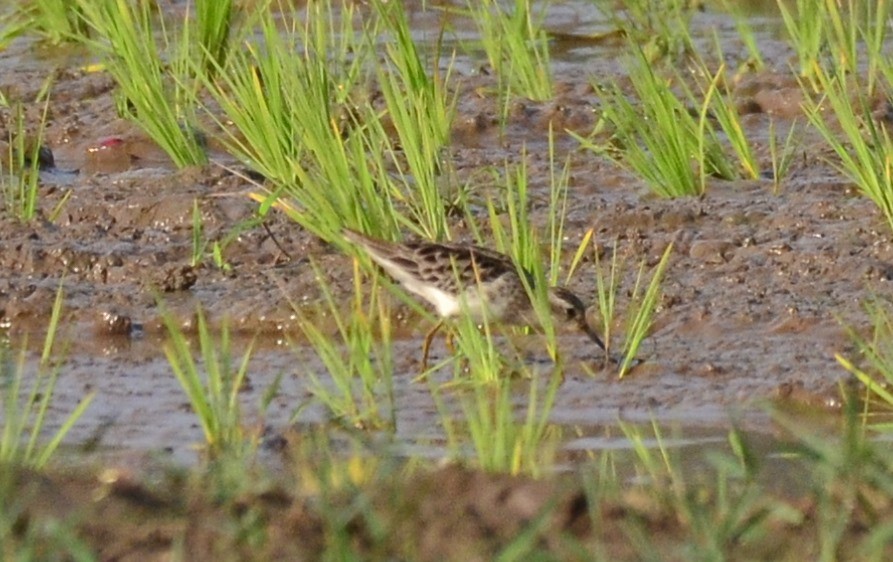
[77,0,207,168]
[0,284,94,470]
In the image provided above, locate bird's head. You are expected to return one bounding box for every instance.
[547,286,606,351]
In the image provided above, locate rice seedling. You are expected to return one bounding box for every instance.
[430,328,562,476]
[1,99,49,221]
[575,411,893,558]
[0,285,94,470]
[591,240,622,360]
[768,118,800,194]
[17,0,90,44]
[294,261,396,431]
[457,373,563,476]
[688,53,760,180]
[199,12,306,188]
[161,306,259,459]
[817,0,891,94]
[575,48,735,198]
[771,404,893,559]
[586,241,673,378]
[718,0,764,71]
[464,0,553,101]
[372,0,457,240]
[801,64,893,233]
[194,0,236,76]
[777,0,827,80]
[836,300,893,429]
[780,0,890,93]
[860,0,892,98]
[76,0,207,167]
[592,0,696,63]
[580,422,799,559]
[202,5,402,241]
[617,243,673,378]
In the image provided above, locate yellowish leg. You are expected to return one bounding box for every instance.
[421,320,444,371]
[444,330,455,354]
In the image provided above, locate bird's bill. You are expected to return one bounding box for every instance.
[579,319,607,351]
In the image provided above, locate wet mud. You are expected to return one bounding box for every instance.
[2,63,867,461]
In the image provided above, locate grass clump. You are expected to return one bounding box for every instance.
[372,0,456,240]
[464,0,552,101]
[0,285,94,470]
[837,300,893,429]
[162,307,261,459]
[439,373,562,477]
[617,243,673,378]
[780,0,891,93]
[1,97,52,222]
[584,423,802,560]
[593,0,696,63]
[776,0,827,80]
[802,65,893,233]
[589,240,673,378]
[193,0,237,77]
[689,56,760,180]
[205,5,406,241]
[295,261,396,431]
[16,0,90,44]
[576,49,735,198]
[76,0,207,168]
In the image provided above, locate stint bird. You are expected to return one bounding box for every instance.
[342,228,606,368]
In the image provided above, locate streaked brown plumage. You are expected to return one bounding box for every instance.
[342,228,605,367]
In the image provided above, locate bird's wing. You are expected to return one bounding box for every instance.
[406,241,518,293]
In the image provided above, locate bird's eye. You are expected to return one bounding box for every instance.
[566,308,576,320]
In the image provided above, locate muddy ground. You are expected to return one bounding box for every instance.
[1,1,891,559]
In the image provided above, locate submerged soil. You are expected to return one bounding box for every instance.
[1,1,890,559]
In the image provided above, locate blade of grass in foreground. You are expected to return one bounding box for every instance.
[161,306,257,458]
[459,374,562,477]
[0,284,94,469]
[837,300,893,429]
[294,260,396,431]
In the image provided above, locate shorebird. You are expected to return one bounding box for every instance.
[342,228,606,368]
